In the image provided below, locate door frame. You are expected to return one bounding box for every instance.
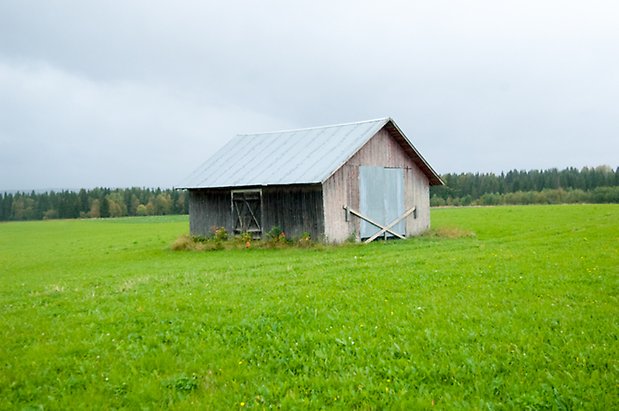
[231,189,263,238]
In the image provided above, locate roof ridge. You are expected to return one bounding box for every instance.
[237,117,391,136]
[177,116,443,189]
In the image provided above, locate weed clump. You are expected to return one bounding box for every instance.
[171,225,477,251]
[425,226,476,239]
[170,234,203,251]
[297,232,312,248]
[165,374,199,393]
[170,234,222,251]
[264,226,291,248]
[210,226,228,242]
[170,226,321,251]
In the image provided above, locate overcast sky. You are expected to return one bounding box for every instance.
[1,0,618,191]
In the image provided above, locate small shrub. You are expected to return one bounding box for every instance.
[264,226,290,247]
[235,232,253,249]
[266,226,283,240]
[240,232,253,243]
[210,226,228,241]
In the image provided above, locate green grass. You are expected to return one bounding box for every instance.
[1,205,617,409]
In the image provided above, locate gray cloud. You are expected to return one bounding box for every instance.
[1,0,618,190]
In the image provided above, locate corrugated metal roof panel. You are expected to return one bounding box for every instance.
[178,118,390,188]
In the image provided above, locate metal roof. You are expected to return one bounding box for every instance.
[178,117,443,189]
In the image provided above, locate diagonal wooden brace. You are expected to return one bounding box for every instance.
[242,198,261,229]
[363,207,416,243]
[343,205,409,242]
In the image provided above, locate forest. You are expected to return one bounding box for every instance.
[0,187,188,221]
[1,166,618,221]
[430,165,619,206]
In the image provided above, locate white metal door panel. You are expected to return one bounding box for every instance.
[359,166,405,238]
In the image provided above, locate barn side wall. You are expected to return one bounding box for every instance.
[188,185,324,240]
[322,128,431,242]
[188,189,233,237]
[262,185,324,241]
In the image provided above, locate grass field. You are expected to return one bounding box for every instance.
[1,205,617,409]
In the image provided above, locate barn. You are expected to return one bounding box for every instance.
[177,117,443,243]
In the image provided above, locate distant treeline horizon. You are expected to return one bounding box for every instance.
[0,187,188,221]
[431,165,619,206]
[1,166,618,221]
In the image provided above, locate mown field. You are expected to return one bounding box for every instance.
[0,205,617,409]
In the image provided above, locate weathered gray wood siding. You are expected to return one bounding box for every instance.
[405,164,431,236]
[188,189,233,237]
[189,185,325,240]
[262,185,324,240]
[322,128,431,242]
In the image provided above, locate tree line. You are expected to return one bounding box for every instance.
[2,166,617,221]
[0,187,188,221]
[430,165,619,206]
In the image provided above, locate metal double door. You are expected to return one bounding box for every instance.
[359,166,405,239]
